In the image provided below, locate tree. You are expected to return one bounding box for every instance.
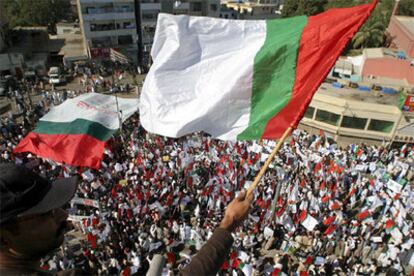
[352,11,386,49]
[299,0,328,16]
[281,0,299,17]
[282,0,327,17]
[325,0,357,9]
[1,0,72,32]
[398,0,414,16]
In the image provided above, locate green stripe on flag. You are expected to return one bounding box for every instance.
[237,16,308,140]
[34,119,117,141]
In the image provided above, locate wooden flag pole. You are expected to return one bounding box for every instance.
[247,125,294,196]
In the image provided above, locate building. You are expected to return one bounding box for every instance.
[76,0,220,63]
[171,0,220,17]
[76,0,139,62]
[299,83,414,146]
[140,0,220,51]
[0,27,54,77]
[54,22,88,67]
[388,15,414,58]
[0,15,6,52]
[223,0,281,20]
[361,48,414,86]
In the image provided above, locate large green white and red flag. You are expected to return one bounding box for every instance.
[140,1,377,140]
[14,93,137,168]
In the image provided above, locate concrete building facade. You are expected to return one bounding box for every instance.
[76,0,139,62]
[361,48,414,86]
[388,16,414,58]
[76,0,220,63]
[223,0,281,20]
[299,93,406,146]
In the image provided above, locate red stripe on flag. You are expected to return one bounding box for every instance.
[13,132,106,168]
[322,195,330,203]
[299,209,307,222]
[323,215,336,226]
[324,224,337,235]
[385,219,395,230]
[261,1,378,139]
[356,210,370,220]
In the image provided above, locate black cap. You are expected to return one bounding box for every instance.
[0,163,78,225]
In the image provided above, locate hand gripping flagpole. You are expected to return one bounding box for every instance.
[247,125,294,196]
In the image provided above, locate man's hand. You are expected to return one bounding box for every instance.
[219,190,253,232]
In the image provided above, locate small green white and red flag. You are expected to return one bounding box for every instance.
[14,93,138,168]
[140,1,377,140]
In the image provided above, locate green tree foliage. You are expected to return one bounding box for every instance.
[282,0,328,17]
[398,0,414,16]
[325,0,359,9]
[1,0,71,32]
[281,0,299,17]
[281,0,414,49]
[352,9,386,48]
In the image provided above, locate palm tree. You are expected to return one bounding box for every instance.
[352,17,385,49]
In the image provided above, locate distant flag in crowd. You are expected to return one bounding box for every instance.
[356,209,371,221]
[324,224,337,236]
[140,1,377,140]
[14,93,138,168]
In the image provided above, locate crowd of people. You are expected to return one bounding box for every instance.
[0,89,413,275]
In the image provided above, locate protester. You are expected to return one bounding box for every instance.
[181,189,253,275]
[0,163,78,275]
[0,89,413,275]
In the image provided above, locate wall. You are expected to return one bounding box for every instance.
[388,16,414,58]
[362,57,414,85]
[0,53,24,74]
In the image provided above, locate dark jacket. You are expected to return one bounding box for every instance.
[181,227,234,276]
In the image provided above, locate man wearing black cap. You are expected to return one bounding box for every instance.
[0,163,78,275]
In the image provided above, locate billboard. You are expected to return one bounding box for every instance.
[403,94,414,112]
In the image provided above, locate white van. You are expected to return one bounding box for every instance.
[48,67,66,84]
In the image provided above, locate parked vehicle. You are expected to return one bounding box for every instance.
[48,67,66,85]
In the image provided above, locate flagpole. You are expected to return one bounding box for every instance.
[247,125,293,196]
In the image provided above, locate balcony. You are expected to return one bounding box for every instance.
[173,2,190,10]
[87,28,136,38]
[80,0,133,3]
[83,12,135,21]
[188,11,202,16]
[141,3,161,10]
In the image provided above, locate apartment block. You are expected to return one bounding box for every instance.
[77,0,138,62]
[77,0,220,63]
[223,0,281,20]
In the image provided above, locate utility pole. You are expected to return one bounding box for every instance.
[134,0,144,73]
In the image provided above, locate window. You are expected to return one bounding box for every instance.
[123,22,135,29]
[341,116,367,130]
[91,36,112,47]
[304,107,315,119]
[114,5,133,13]
[368,119,394,133]
[315,110,340,126]
[118,35,133,45]
[192,2,202,12]
[210,4,217,12]
[90,23,115,32]
[142,13,157,20]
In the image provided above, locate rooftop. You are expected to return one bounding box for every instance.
[317,82,400,106]
[397,121,414,137]
[395,16,414,35]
